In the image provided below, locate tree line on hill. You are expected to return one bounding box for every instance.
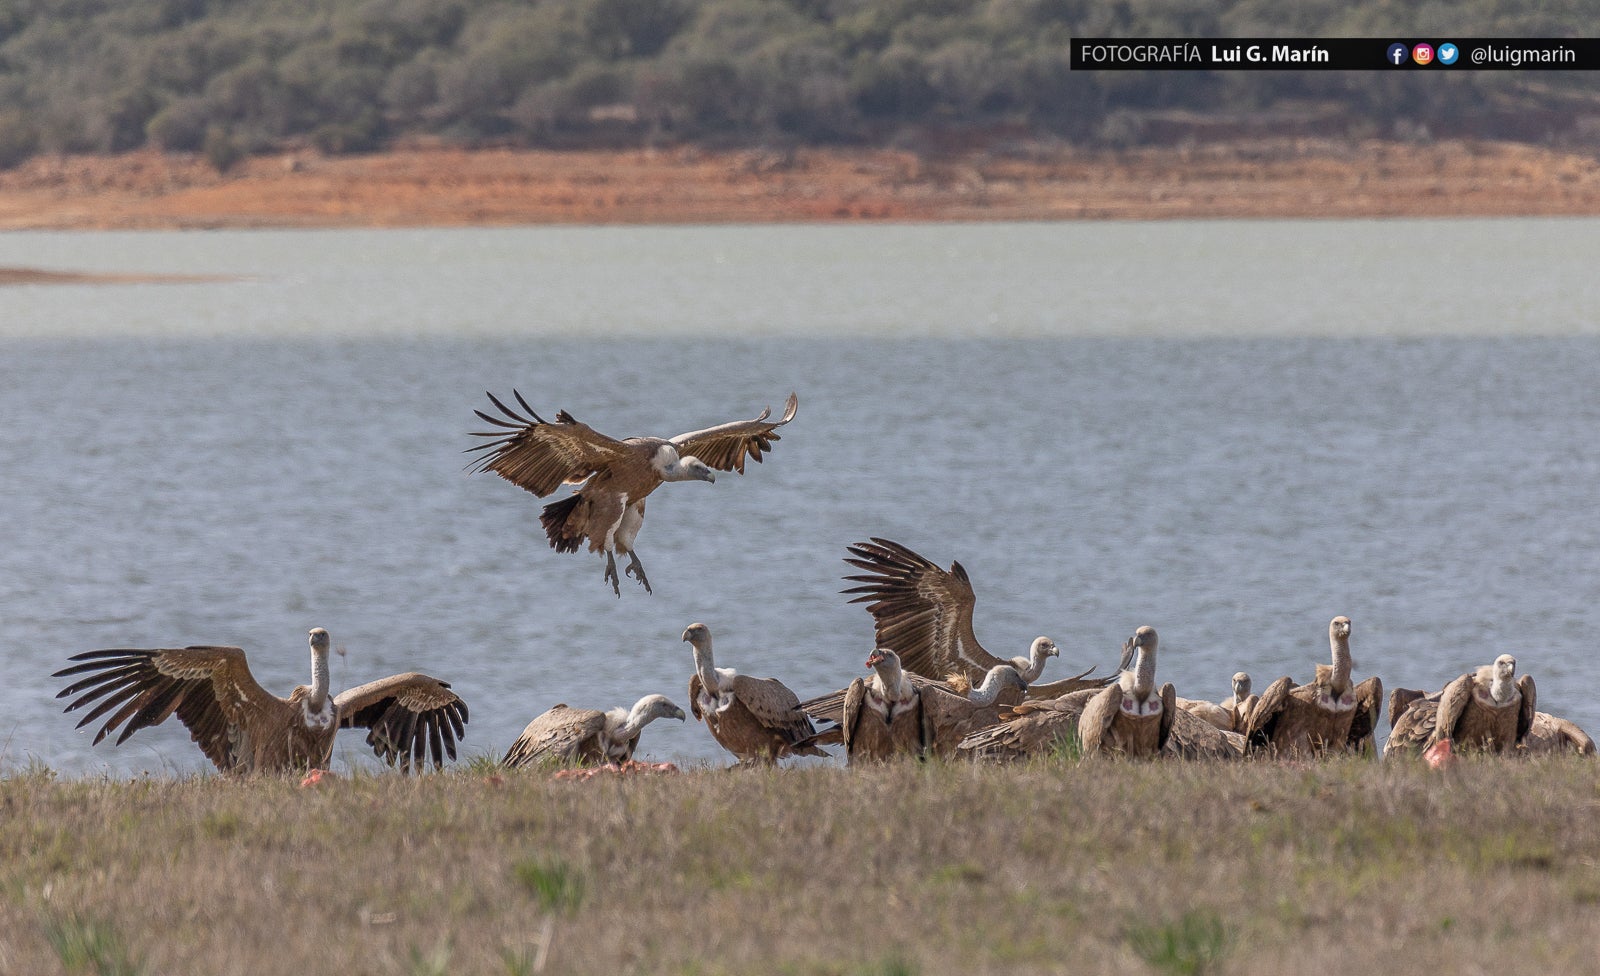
[0,0,1596,170]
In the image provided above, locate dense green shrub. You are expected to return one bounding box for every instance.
[0,0,1594,166]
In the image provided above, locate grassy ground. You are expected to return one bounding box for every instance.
[3,757,1598,976]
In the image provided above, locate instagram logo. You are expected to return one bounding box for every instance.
[1412,43,1434,65]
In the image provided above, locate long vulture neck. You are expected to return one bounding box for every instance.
[691,639,720,692]
[1018,640,1050,682]
[1328,629,1352,693]
[615,699,658,739]
[968,668,1016,707]
[1131,643,1156,700]
[1482,666,1515,705]
[307,647,331,713]
[871,654,909,701]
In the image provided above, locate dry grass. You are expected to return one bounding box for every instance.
[3,757,1599,975]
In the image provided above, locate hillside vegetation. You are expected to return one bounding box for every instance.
[1,0,1598,171]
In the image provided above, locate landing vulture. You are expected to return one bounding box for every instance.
[1079,626,1175,759]
[468,391,798,595]
[502,695,685,768]
[1243,616,1382,757]
[1384,655,1535,759]
[682,622,826,764]
[54,628,468,774]
[841,538,1108,696]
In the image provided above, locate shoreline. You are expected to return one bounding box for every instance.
[1,137,1598,233]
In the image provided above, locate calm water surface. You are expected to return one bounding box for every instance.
[2,220,1598,774]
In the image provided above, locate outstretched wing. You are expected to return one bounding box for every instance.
[335,673,468,772]
[843,538,1004,682]
[503,705,606,768]
[669,392,798,473]
[54,646,283,773]
[467,390,637,496]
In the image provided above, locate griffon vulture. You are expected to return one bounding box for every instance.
[836,648,928,764]
[682,622,826,764]
[502,695,685,768]
[1243,616,1382,757]
[1179,672,1253,733]
[841,538,1107,696]
[468,391,797,595]
[1079,626,1175,759]
[53,628,468,774]
[1384,655,1535,759]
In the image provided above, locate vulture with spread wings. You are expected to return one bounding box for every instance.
[468,391,798,595]
[842,538,1109,696]
[54,628,468,774]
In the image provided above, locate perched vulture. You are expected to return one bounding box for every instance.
[956,687,1242,763]
[53,628,468,774]
[682,622,826,764]
[836,648,927,764]
[1521,711,1598,756]
[1243,616,1382,757]
[1384,655,1535,759]
[841,538,1108,696]
[1079,626,1175,759]
[468,391,798,596]
[1179,672,1253,733]
[798,661,1029,738]
[956,689,1102,763]
[502,695,685,768]
[917,665,1031,759]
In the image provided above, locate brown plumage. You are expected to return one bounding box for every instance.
[837,649,927,764]
[1079,627,1175,759]
[682,622,826,764]
[917,665,1032,759]
[841,538,1108,696]
[955,689,1102,763]
[1204,672,1254,732]
[53,628,468,774]
[1385,655,1535,759]
[502,695,685,768]
[1521,711,1598,756]
[956,686,1243,763]
[468,391,797,596]
[1243,616,1382,757]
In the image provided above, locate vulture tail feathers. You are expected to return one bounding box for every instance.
[539,494,586,553]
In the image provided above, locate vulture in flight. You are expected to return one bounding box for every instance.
[682,622,827,764]
[53,628,468,774]
[502,695,685,768]
[841,538,1108,696]
[468,391,798,595]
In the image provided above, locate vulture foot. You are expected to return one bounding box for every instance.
[624,552,653,594]
[603,553,622,597]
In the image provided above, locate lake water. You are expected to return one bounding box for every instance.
[3,219,1599,775]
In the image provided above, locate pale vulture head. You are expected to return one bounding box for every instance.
[309,628,331,655]
[681,622,712,649]
[634,694,688,725]
[1330,616,1352,641]
[1231,671,1251,699]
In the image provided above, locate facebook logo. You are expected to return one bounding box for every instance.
[1387,42,1409,65]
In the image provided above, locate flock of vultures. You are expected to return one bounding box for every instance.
[50,391,1597,775]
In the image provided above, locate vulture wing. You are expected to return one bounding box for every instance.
[467,390,636,496]
[335,672,468,772]
[503,705,607,768]
[54,645,283,773]
[669,392,798,473]
[842,538,1005,682]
